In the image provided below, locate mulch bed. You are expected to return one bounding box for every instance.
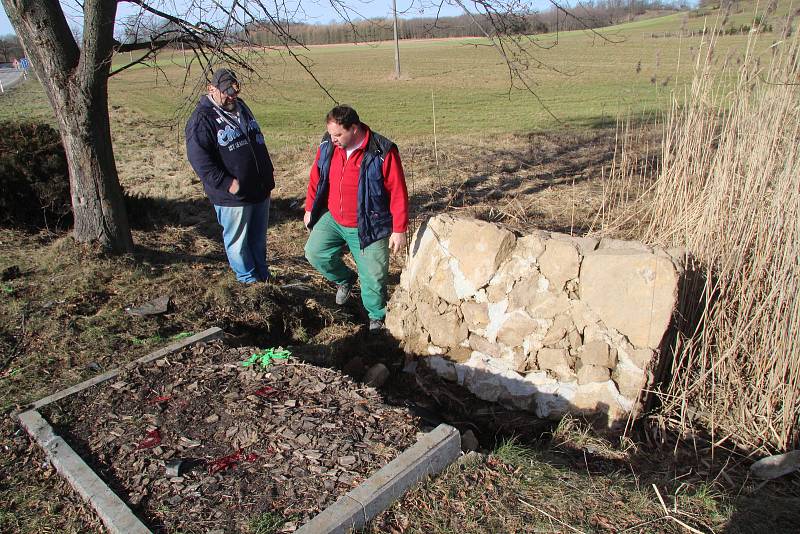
[41,339,421,533]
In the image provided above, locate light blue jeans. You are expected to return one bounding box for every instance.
[214,197,270,283]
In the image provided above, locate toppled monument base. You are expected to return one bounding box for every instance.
[387,215,684,427]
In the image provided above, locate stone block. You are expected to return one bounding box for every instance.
[597,237,652,253]
[418,301,467,349]
[513,233,547,260]
[448,218,516,292]
[613,366,647,399]
[580,249,678,349]
[572,381,632,424]
[429,257,459,304]
[486,256,536,302]
[507,272,547,309]
[580,341,616,368]
[525,292,571,320]
[428,356,458,382]
[628,348,655,369]
[468,335,502,359]
[542,314,574,346]
[461,301,489,330]
[577,364,610,385]
[567,328,583,349]
[496,311,539,347]
[549,232,599,256]
[538,239,580,291]
[536,348,574,380]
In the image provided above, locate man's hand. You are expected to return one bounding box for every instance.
[228,178,240,194]
[303,211,312,230]
[389,232,407,254]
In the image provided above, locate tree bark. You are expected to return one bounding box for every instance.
[2,0,133,252]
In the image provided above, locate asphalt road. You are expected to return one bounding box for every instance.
[0,68,26,92]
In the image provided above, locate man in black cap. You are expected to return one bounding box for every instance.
[186,68,275,283]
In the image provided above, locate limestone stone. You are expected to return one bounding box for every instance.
[389,215,671,424]
[506,272,545,309]
[613,366,648,399]
[572,381,632,424]
[580,341,617,368]
[429,256,459,304]
[468,335,502,359]
[417,300,467,349]
[580,249,678,349]
[513,233,547,261]
[569,300,601,333]
[537,348,574,380]
[549,233,599,256]
[577,364,611,385]
[427,356,458,382]
[488,256,535,299]
[597,237,652,253]
[447,346,473,363]
[496,311,539,347]
[525,291,571,320]
[385,303,406,340]
[405,216,452,290]
[629,348,655,369]
[568,328,583,349]
[538,239,580,291]
[542,314,574,345]
[447,218,516,291]
[461,301,489,330]
[497,346,528,373]
[456,353,539,403]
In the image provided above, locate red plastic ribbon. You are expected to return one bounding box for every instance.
[136,429,162,450]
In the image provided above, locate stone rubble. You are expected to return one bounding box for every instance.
[387,214,684,426]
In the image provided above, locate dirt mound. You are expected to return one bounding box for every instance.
[0,121,71,230]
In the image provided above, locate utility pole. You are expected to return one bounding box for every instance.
[392,0,401,79]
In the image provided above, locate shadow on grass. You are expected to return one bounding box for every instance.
[406,125,660,235]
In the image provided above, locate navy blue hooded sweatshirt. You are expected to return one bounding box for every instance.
[185,96,274,207]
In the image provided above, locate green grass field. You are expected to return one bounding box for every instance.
[2,2,781,150]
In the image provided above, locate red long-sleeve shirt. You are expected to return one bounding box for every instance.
[305,128,408,233]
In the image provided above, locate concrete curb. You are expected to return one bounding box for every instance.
[295,423,461,534]
[17,327,224,534]
[18,328,461,534]
[18,410,151,534]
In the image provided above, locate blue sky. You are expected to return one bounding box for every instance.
[1,0,501,38]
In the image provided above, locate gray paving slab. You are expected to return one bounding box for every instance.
[295,423,461,534]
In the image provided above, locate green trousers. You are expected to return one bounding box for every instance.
[304,212,389,320]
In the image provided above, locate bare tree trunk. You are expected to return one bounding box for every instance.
[54,82,133,251]
[3,0,133,252]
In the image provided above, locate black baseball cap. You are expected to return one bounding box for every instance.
[210,68,239,96]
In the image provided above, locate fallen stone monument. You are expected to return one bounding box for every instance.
[386,214,684,427]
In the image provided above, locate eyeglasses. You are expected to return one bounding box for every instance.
[221,85,240,97]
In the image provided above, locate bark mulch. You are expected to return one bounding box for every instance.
[41,339,421,533]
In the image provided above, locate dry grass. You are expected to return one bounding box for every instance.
[602,28,800,453]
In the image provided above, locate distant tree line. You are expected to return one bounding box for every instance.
[0,35,23,63]
[245,0,687,46]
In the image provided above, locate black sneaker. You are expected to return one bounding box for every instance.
[368,318,385,332]
[335,282,353,305]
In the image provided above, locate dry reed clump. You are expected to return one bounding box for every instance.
[603,29,800,453]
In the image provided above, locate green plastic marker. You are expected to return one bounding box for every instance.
[242,347,291,368]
